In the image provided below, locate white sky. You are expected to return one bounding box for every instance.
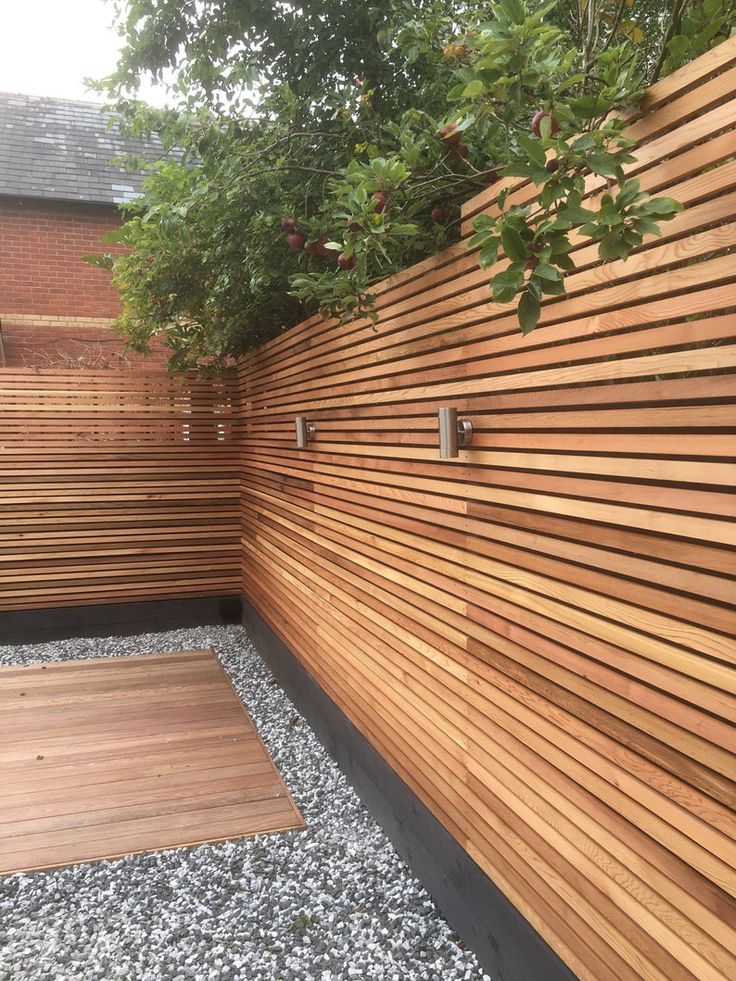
[0,0,169,106]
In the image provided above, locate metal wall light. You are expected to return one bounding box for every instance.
[438,406,473,459]
[295,416,316,448]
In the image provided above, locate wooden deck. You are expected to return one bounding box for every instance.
[0,648,305,874]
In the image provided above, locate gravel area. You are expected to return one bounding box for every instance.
[0,625,489,981]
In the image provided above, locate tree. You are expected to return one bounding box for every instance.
[93,0,735,368]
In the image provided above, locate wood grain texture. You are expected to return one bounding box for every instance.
[1,37,735,981]
[0,370,241,612]
[238,41,736,981]
[0,648,304,874]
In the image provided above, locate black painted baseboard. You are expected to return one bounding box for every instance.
[0,595,243,645]
[241,597,575,981]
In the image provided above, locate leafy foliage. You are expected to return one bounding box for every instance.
[93,0,734,367]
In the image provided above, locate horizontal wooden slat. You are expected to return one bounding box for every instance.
[0,370,240,614]
[237,42,736,981]
[0,649,304,873]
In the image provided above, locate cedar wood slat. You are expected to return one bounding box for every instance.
[237,40,736,981]
[0,38,734,979]
[0,649,304,874]
[0,372,240,611]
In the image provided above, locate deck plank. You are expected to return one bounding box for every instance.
[0,648,305,874]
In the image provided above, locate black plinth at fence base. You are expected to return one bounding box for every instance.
[0,595,243,645]
[241,597,575,981]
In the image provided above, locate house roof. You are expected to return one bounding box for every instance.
[0,92,168,206]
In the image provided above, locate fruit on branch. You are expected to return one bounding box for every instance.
[337,252,356,270]
[372,191,388,212]
[438,121,462,145]
[347,218,362,232]
[287,232,306,251]
[431,204,451,224]
[442,42,468,60]
[281,216,298,233]
[531,110,560,137]
[545,158,560,172]
[316,237,335,259]
[450,141,469,159]
[304,236,335,259]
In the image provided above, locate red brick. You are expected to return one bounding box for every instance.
[0,197,168,368]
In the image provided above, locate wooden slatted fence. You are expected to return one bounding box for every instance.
[0,369,241,611]
[238,40,736,981]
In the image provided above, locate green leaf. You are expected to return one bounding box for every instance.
[599,232,628,261]
[616,179,642,206]
[666,35,691,61]
[463,79,485,98]
[502,163,535,178]
[634,217,663,237]
[640,196,683,216]
[468,231,490,249]
[537,276,566,295]
[102,227,132,244]
[587,154,620,177]
[82,252,115,269]
[571,95,604,119]
[501,226,527,263]
[479,243,500,268]
[516,133,547,168]
[533,264,561,281]
[473,214,495,232]
[557,203,596,224]
[493,284,518,304]
[555,253,576,272]
[500,0,525,25]
[447,83,467,102]
[492,268,524,302]
[518,290,541,334]
[556,73,585,94]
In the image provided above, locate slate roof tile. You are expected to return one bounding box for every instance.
[0,92,169,206]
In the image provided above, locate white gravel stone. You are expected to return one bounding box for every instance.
[0,625,490,981]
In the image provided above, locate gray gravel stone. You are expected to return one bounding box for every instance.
[0,625,490,981]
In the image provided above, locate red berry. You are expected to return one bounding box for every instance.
[287,233,306,252]
[338,253,356,270]
[531,111,560,137]
[438,121,462,146]
[281,216,297,233]
[372,191,388,213]
[431,204,450,224]
[316,237,334,259]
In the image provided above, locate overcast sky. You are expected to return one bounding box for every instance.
[0,0,169,105]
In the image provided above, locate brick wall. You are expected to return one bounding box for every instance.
[0,197,168,368]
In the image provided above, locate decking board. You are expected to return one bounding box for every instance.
[0,647,305,874]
